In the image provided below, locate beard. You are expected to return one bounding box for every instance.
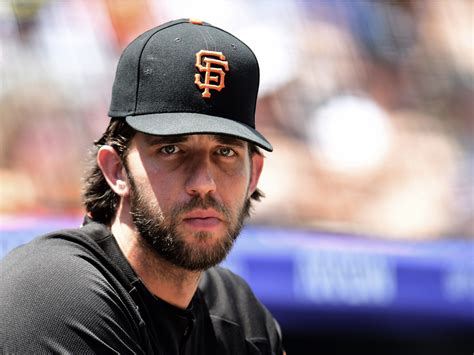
[127,173,251,271]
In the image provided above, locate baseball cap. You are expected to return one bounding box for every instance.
[108,18,272,151]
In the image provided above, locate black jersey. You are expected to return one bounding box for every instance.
[0,219,284,354]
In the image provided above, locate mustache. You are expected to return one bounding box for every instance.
[171,194,231,220]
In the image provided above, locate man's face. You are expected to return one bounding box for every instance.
[123,133,260,271]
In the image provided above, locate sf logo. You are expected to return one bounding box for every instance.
[194,50,229,98]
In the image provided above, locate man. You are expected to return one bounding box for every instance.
[1,19,284,354]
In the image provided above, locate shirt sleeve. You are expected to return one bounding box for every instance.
[0,238,145,354]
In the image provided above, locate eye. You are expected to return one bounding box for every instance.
[160,145,181,155]
[216,147,235,157]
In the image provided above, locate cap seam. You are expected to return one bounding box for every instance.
[201,26,260,77]
[133,20,190,113]
[201,24,260,119]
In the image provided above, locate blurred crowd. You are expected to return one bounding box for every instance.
[0,0,472,239]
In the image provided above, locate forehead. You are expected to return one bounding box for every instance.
[139,133,248,148]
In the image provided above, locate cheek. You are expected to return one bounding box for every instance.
[127,149,186,214]
[127,164,166,208]
[216,156,252,190]
[147,175,178,210]
[148,170,192,214]
[217,170,251,205]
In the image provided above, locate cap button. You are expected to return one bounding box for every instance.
[189,18,203,25]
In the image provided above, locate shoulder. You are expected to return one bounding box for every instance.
[199,266,284,354]
[2,224,114,291]
[0,227,143,353]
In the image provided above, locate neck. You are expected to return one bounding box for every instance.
[110,208,201,309]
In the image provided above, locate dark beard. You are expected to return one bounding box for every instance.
[128,174,250,271]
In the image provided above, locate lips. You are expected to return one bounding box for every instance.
[182,209,224,230]
[183,209,222,221]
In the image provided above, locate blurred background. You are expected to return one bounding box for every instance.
[0,0,473,354]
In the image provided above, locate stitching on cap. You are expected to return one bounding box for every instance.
[133,20,188,113]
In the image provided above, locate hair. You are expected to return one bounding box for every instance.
[82,118,264,225]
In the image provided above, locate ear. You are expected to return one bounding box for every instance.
[96,146,130,197]
[248,152,264,198]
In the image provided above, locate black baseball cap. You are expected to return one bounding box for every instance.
[108,18,272,151]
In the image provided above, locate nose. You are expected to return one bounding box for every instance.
[185,156,217,198]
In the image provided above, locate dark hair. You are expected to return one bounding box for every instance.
[82,119,264,225]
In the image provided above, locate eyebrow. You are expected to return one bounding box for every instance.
[143,135,189,146]
[143,134,246,148]
[210,135,246,148]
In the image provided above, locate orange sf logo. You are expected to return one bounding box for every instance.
[194,50,229,98]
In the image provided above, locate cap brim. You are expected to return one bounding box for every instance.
[126,113,273,151]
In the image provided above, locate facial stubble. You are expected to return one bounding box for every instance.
[127,172,251,271]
